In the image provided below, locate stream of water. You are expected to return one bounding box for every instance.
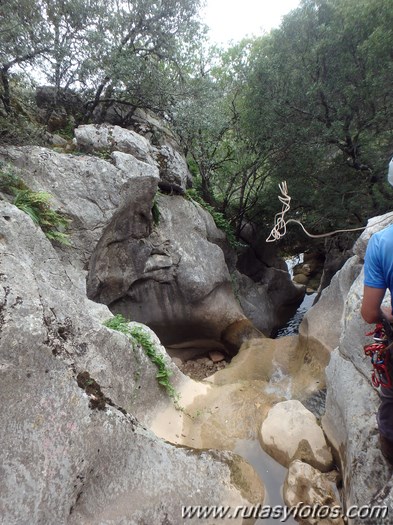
[233,255,326,522]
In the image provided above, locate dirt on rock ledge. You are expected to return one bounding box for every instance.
[178,356,229,381]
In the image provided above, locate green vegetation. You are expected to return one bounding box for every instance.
[186,188,241,249]
[151,197,160,226]
[1,0,392,255]
[103,314,180,403]
[241,0,393,249]
[0,162,71,245]
[0,0,204,125]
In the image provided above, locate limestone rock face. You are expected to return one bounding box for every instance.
[112,150,160,179]
[87,192,246,348]
[307,212,393,523]
[299,256,363,356]
[0,145,153,286]
[0,121,300,351]
[156,143,192,189]
[75,123,155,164]
[0,201,264,524]
[284,460,344,525]
[75,123,192,189]
[259,400,333,471]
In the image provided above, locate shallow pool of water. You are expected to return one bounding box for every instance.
[234,439,297,525]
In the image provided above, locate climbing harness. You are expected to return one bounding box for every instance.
[364,322,393,388]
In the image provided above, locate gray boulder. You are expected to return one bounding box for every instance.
[75,124,155,165]
[75,124,192,190]
[0,200,264,524]
[87,192,247,348]
[0,145,159,289]
[155,143,192,189]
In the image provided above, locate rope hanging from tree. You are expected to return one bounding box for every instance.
[266,181,368,242]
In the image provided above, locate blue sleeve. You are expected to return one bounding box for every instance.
[364,234,387,289]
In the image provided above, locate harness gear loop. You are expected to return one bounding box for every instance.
[364,323,393,389]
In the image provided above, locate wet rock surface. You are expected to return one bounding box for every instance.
[284,460,344,525]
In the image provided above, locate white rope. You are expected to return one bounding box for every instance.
[266,181,368,242]
[266,181,291,242]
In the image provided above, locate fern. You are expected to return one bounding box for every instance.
[151,197,160,225]
[0,163,71,245]
[104,314,180,403]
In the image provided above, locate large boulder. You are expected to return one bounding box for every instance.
[75,124,156,165]
[284,460,344,525]
[75,123,192,190]
[0,145,160,290]
[0,143,265,352]
[86,192,251,349]
[259,400,333,471]
[0,200,264,524]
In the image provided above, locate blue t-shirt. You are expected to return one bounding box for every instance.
[364,224,393,309]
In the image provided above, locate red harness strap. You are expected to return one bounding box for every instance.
[364,324,393,388]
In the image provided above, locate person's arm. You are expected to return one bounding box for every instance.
[361,285,389,324]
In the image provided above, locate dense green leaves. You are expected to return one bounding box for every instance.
[242,0,393,248]
[0,0,204,119]
[1,0,392,253]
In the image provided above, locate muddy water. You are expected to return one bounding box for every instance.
[152,330,329,522]
[234,439,297,525]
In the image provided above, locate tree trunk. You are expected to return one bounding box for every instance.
[0,68,11,114]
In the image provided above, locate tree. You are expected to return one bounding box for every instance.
[170,38,271,232]
[0,0,50,113]
[83,0,204,121]
[0,0,204,120]
[242,0,393,243]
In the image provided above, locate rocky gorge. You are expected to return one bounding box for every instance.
[0,116,392,524]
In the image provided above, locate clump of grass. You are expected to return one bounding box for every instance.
[151,197,160,225]
[0,162,71,245]
[103,314,179,403]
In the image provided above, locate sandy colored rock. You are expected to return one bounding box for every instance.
[260,400,333,471]
[284,460,344,525]
[209,350,226,362]
[210,336,326,402]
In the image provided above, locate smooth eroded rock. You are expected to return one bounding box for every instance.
[284,460,344,525]
[260,400,333,471]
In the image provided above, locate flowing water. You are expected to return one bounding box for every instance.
[276,253,317,337]
[276,292,317,337]
[234,254,327,521]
